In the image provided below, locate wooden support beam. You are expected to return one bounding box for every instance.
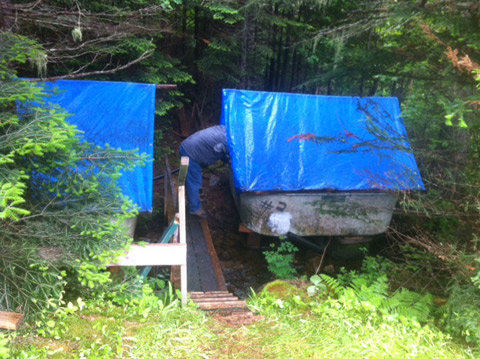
[108,243,186,267]
[201,219,228,291]
[0,311,23,330]
[156,84,177,90]
[238,224,253,233]
[163,163,169,226]
[140,219,179,278]
[239,224,261,247]
[178,183,187,306]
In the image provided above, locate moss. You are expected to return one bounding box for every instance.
[261,280,307,301]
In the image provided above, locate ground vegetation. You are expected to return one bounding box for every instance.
[1,0,480,355]
[5,257,479,358]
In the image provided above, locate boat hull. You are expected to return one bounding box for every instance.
[236,191,397,237]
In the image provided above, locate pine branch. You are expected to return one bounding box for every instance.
[34,49,154,81]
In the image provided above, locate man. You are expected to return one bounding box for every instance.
[179,125,229,218]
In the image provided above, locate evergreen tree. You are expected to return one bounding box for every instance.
[0,32,145,318]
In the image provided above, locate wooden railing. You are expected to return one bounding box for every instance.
[109,156,189,306]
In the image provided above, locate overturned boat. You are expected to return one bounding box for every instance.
[221,90,424,237]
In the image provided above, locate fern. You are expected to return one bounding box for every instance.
[349,275,389,309]
[321,259,433,324]
[382,289,433,323]
[320,274,342,294]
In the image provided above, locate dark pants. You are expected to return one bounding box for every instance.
[180,147,203,213]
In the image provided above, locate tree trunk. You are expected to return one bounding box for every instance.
[290,47,298,90]
[0,0,13,30]
[239,4,249,88]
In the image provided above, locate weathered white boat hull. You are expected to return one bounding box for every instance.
[236,192,397,237]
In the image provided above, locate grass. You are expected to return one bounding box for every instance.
[6,262,480,359]
[7,293,478,358]
[10,301,214,359]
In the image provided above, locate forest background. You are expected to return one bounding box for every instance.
[1,0,480,352]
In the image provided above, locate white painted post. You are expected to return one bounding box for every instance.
[178,156,189,306]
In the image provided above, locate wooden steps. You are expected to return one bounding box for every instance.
[189,291,263,325]
[190,291,247,310]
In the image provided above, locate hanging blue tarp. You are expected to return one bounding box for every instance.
[40,80,155,212]
[221,89,424,193]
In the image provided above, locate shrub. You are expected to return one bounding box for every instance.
[0,33,146,319]
[263,238,298,279]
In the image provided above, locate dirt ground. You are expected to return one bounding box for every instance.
[200,166,273,298]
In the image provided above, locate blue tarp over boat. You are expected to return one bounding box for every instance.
[221,89,424,193]
[40,80,156,212]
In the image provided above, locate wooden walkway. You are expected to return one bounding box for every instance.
[186,214,227,292]
[161,156,258,320]
[185,214,262,324]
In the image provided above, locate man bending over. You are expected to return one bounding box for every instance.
[179,125,229,218]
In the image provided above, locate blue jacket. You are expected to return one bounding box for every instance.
[180,125,229,167]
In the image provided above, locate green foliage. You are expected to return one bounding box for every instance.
[6,256,477,359]
[0,332,11,359]
[247,256,473,359]
[473,257,480,290]
[307,274,327,297]
[10,279,206,359]
[444,281,480,346]
[263,238,298,279]
[310,257,434,325]
[0,33,145,319]
[336,254,392,286]
[204,2,243,25]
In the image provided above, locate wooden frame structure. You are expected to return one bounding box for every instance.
[109,157,189,306]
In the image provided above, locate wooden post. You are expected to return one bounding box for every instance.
[178,156,189,306]
[164,154,178,213]
[108,156,189,307]
[155,84,178,91]
[0,311,23,330]
[163,163,169,226]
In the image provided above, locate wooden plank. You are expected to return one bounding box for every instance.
[186,226,200,291]
[238,224,253,233]
[191,296,238,303]
[108,243,186,267]
[193,296,235,302]
[178,184,187,306]
[140,221,179,278]
[178,157,189,187]
[195,301,247,310]
[155,84,177,91]
[190,292,232,298]
[163,163,169,226]
[200,219,228,291]
[199,290,231,295]
[190,291,230,296]
[0,311,23,330]
[187,217,219,292]
[179,186,186,245]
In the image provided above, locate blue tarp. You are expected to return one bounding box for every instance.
[40,80,155,212]
[221,89,424,193]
